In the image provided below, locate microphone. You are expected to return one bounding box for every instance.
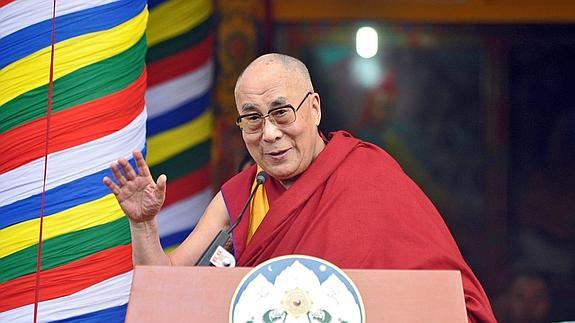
[195,171,268,266]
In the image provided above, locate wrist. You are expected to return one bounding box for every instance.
[129,218,158,232]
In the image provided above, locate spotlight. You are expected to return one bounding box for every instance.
[356,26,378,59]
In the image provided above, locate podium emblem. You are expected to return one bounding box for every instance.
[230,255,365,323]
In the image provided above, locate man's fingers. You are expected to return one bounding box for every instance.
[103,176,121,195]
[119,158,137,180]
[155,174,168,202]
[156,174,167,195]
[134,150,151,177]
[110,163,127,186]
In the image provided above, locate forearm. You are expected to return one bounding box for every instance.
[129,219,171,266]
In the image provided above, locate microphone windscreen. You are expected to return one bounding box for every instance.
[256,171,268,184]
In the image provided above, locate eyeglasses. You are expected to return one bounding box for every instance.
[236,92,313,134]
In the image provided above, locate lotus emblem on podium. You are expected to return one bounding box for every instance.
[230,255,365,323]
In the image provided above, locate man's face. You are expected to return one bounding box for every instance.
[508,276,550,323]
[235,63,323,186]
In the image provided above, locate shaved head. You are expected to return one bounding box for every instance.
[234,53,314,96]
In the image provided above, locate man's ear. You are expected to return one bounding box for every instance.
[311,93,321,126]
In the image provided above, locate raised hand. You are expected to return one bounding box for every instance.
[103,150,167,223]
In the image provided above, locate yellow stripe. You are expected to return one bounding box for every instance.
[147,0,211,47]
[147,110,213,166]
[0,194,123,259]
[0,8,148,107]
[164,245,178,254]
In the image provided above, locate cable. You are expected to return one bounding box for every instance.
[33,0,57,321]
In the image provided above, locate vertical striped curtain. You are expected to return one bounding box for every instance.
[145,0,214,251]
[0,0,147,321]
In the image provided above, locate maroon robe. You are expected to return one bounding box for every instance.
[221,131,496,322]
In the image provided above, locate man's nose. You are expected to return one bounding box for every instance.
[261,117,282,142]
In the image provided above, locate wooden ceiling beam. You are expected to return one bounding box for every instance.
[272,1,575,23]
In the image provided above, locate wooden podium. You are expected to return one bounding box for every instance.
[125,266,468,322]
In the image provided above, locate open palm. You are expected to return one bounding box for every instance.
[103,151,167,223]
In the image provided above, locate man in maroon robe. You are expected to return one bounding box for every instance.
[104,53,496,322]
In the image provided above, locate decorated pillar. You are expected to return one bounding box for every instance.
[0,0,148,320]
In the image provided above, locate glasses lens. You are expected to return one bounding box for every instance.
[270,107,296,125]
[240,114,263,133]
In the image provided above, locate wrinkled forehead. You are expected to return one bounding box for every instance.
[236,62,295,91]
[237,94,291,114]
[235,64,302,113]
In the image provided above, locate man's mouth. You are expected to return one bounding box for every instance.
[265,148,290,159]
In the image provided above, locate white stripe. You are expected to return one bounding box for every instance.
[0,109,147,207]
[157,186,213,237]
[0,271,133,323]
[0,0,121,40]
[146,59,213,119]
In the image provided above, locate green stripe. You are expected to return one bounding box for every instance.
[0,217,130,283]
[150,140,211,181]
[0,36,147,134]
[146,15,212,63]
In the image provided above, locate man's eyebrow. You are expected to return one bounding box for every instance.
[269,97,288,108]
[240,103,259,112]
[241,97,289,112]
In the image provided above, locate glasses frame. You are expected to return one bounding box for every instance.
[236,91,313,134]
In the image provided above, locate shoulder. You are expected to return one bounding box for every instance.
[327,131,403,168]
[221,164,256,194]
[220,165,257,223]
[327,131,405,183]
[324,132,432,209]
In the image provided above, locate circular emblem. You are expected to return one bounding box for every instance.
[229,255,366,323]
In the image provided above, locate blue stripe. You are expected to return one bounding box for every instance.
[0,147,146,230]
[146,90,211,137]
[148,0,168,10]
[160,227,194,248]
[49,304,128,323]
[0,0,146,70]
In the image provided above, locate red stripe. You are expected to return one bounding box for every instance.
[0,244,133,312]
[0,71,147,174]
[0,0,16,7]
[163,163,211,208]
[147,33,213,87]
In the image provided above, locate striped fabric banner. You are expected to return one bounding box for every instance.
[146,0,214,250]
[0,0,147,321]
